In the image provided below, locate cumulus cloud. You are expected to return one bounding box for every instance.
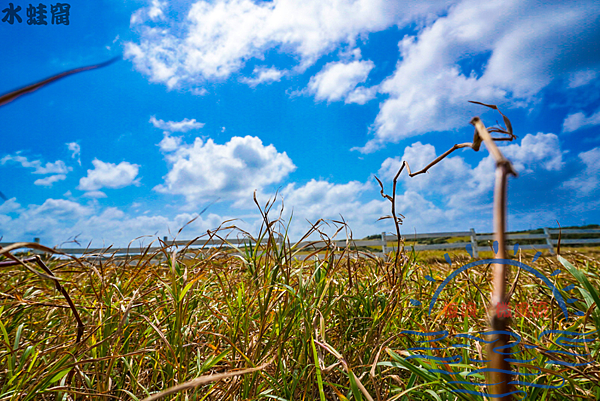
[150,116,205,132]
[378,132,564,208]
[131,0,166,24]
[66,142,81,166]
[0,198,226,247]
[308,60,375,103]
[1,154,71,175]
[357,0,600,152]
[78,159,141,192]
[0,187,477,247]
[562,109,600,133]
[155,135,296,205]
[1,153,72,187]
[125,0,447,88]
[124,0,600,152]
[241,67,284,87]
[0,198,20,214]
[34,199,93,218]
[283,181,385,237]
[502,133,564,172]
[345,86,378,105]
[562,147,600,196]
[158,133,183,152]
[83,191,108,198]
[260,177,487,239]
[0,132,575,247]
[279,179,372,218]
[379,141,473,194]
[34,174,67,187]
[370,133,571,232]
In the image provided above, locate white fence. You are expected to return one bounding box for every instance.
[2,228,599,259]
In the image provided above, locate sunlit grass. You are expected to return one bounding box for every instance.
[1,214,599,400]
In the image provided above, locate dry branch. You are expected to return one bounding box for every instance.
[376,102,518,400]
[471,115,517,400]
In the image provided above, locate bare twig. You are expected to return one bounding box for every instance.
[376,102,518,399]
[389,102,516,179]
[374,173,405,286]
[375,103,516,286]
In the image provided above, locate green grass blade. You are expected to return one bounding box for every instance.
[311,337,326,401]
[558,255,600,314]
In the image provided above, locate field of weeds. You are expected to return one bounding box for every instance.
[1,214,599,401]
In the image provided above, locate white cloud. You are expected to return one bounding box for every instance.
[131,0,166,24]
[147,0,166,20]
[83,191,108,198]
[78,159,141,192]
[262,177,485,239]
[378,132,564,208]
[33,199,94,219]
[562,147,600,196]
[155,135,296,205]
[241,66,284,87]
[1,154,71,175]
[124,0,600,155]
[0,198,20,214]
[308,60,375,103]
[277,180,387,238]
[0,187,464,247]
[345,85,377,105]
[279,179,372,218]
[35,161,69,175]
[191,87,208,96]
[357,0,600,152]
[125,0,448,88]
[562,109,600,133]
[0,131,577,247]
[34,174,67,187]
[150,116,205,132]
[567,69,598,89]
[66,142,81,166]
[158,133,183,152]
[0,198,226,247]
[502,133,563,172]
[378,141,488,210]
[1,153,71,187]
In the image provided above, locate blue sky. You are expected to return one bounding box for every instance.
[1,0,599,247]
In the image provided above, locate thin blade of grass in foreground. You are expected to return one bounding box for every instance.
[0,56,120,107]
[140,360,272,401]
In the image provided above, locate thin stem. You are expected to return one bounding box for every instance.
[471,117,517,400]
[489,162,512,400]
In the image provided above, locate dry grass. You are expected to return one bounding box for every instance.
[1,211,598,400]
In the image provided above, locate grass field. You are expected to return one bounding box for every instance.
[1,217,599,400]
